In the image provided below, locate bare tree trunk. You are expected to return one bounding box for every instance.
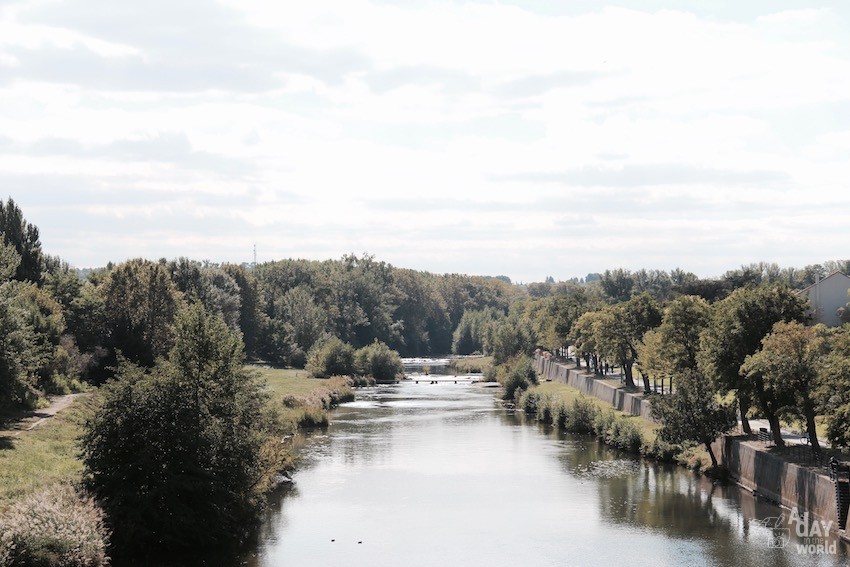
[705,441,718,468]
[623,363,636,388]
[805,411,821,454]
[768,414,785,447]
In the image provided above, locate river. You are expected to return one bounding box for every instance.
[240,380,849,567]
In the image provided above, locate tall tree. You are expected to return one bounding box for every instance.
[650,370,737,468]
[81,304,282,552]
[741,321,827,453]
[600,268,634,303]
[698,285,807,442]
[0,198,43,284]
[595,293,662,389]
[100,259,183,368]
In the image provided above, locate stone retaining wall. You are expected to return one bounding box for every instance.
[533,354,654,421]
[711,435,841,531]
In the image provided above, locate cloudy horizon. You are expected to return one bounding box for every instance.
[1,0,849,282]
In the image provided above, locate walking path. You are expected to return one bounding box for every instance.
[0,393,86,438]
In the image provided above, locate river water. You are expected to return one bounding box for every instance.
[241,381,849,567]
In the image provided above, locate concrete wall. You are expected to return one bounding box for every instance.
[534,354,654,421]
[712,435,840,530]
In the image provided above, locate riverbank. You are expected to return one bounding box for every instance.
[0,365,367,566]
[527,353,712,470]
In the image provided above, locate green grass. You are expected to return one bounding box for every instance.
[249,365,330,403]
[0,366,351,513]
[0,398,92,513]
[530,382,660,441]
[449,356,494,375]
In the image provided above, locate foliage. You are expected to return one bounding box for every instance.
[650,370,737,467]
[451,308,502,355]
[592,293,662,388]
[742,321,828,452]
[80,304,283,552]
[490,309,537,365]
[496,356,538,401]
[305,335,355,378]
[222,264,262,358]
[0,484,109,567]
[698,284,807,440]
[0,197,43,284]
[816,326,850,449]
[354,340,403,382]
[167,258,242,329]
[99,258,183,369]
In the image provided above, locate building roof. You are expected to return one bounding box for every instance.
[796,271,850,295]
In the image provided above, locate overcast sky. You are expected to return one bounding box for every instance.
[1,1,849,282]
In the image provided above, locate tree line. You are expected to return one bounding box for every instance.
[477,270,850,465]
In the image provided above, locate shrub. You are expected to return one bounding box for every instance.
[0,484,109,567]
[605,419,644,453]
[643,438,678,462]
[306,336,355,378]
[553,401,569,429]
[80,304,284,554]
[593,410,616,438]
[535,393,554,424]
[354,340,403,382]
[518,390,540,414]
[565,397,598,434]
[498,356,538,401]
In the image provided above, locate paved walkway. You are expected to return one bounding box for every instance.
[744,418,829,447]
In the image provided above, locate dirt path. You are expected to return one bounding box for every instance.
[0,393,87,438]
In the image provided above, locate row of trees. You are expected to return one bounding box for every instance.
[503,278,850,460]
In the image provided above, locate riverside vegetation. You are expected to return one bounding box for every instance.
[3,196,850,564]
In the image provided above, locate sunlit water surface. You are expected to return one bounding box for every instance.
[240,382,849,567]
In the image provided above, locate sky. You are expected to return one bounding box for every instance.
[1,0,849,283]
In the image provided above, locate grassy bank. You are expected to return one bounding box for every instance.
[449,356,493,375]
[517,381,713,471]
[0,366,362,514]
[0,398,92,513]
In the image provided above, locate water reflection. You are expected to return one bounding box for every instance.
[241,382,849,567]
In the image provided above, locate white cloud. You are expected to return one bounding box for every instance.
[1,0,849,281]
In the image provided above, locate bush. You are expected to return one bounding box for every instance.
[354,340,403,382]
[497,356,538,401]
[553,401,569,429]
[0,484,109,567]
[565,397,598,434]
[604,418,644,453]
[518,390,540,414]
[593,410,616,438]
[306,336,355,378]
[80,304,284,554]
[535,393,554,424]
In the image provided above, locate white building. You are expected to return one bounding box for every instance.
[796,272,850,327]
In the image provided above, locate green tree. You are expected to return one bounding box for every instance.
[741,321,827,453]
[80,304,283,552]
[222,263,262,358]
[819,326,850,448]
[698,285,807,442]
[306,335,356,378]
[355,340,403,383]
[594,293,662,388]
[100,259,183,368]
[0,198,43,284]
[650,370,737,468]
[600,268,634,303]
[277,286,327,354]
